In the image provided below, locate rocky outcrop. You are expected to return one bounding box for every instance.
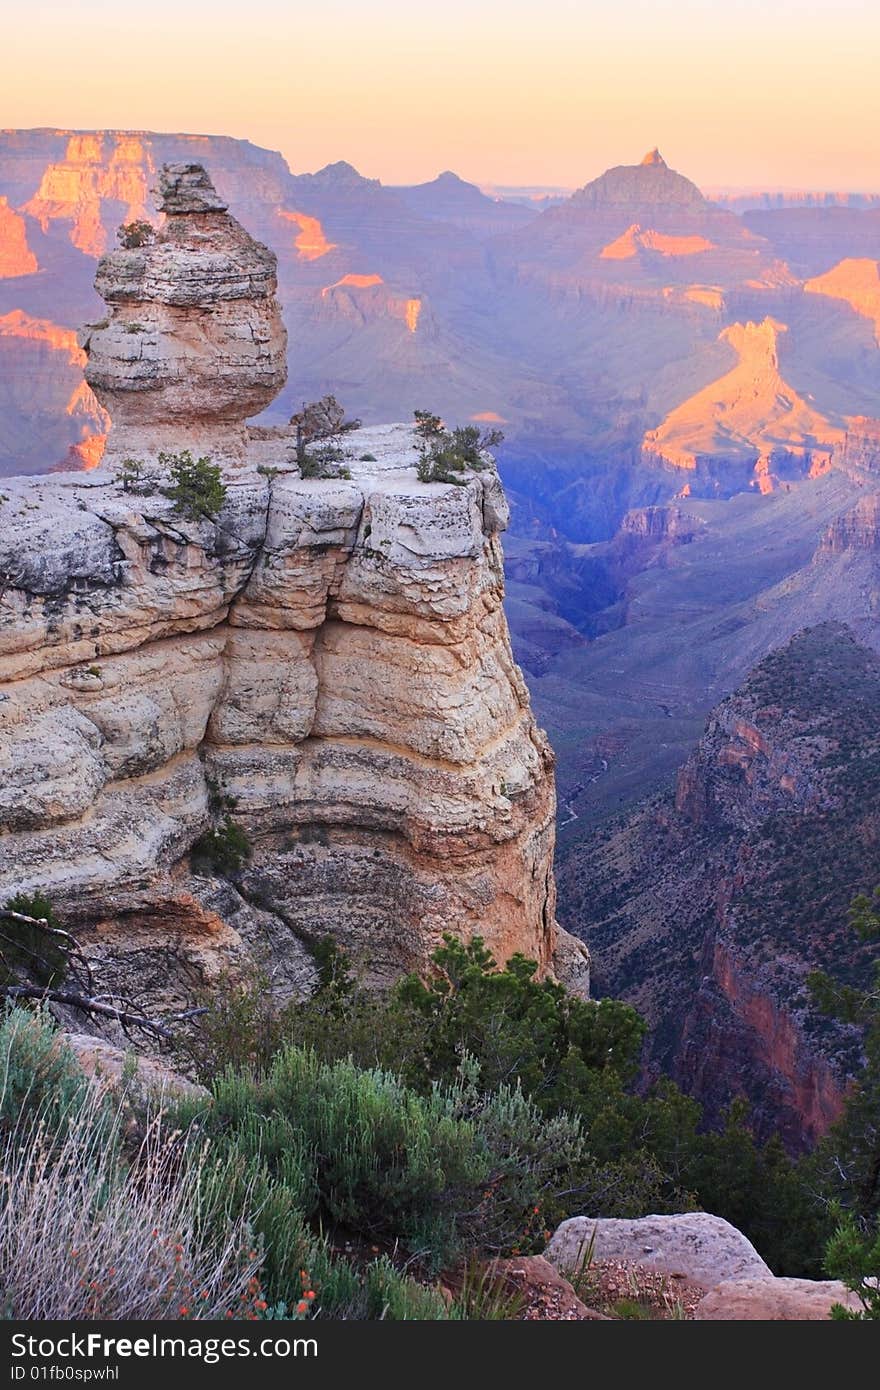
[817,493,880,554]
[489,1256,608,1320]
[835,416,880,477]
[0,164,579,1014]
[545,1213,772,1291]
[82,163,288,470]
[545,1214,863,1318]
[64,1033,208,1103]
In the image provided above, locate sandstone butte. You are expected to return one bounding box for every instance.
[0,162,589,1012]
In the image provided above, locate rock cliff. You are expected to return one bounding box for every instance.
[0,163,584,1017]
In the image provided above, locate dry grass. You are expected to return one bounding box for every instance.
[0,1088,265,1320]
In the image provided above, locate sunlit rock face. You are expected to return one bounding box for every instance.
[82,164,288,469]
[0,164,584,1011]
[0,311,109,475]
[23,133,151,257]
[642,317,844,488]
[0,197,37,277]
[805,258,880,342]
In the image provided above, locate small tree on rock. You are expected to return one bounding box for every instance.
[290,395,360,468]
[160,451,226,522]
[117,220,155,249]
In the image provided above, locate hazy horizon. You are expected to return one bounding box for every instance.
[6,0,880,191]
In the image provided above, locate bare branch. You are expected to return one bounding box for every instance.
[2,985,177,1041]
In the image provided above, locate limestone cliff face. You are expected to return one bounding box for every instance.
[0,164,583,1011]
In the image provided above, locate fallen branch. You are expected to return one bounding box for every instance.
[0,985,205,1042]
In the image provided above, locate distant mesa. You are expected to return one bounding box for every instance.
[571,150,707,209]
[394,167,535,234]
[600,223,717,260]
[291,159,380,194]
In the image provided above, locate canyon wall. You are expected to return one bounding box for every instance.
[0,164,586,1014]
[558,623,879,1149]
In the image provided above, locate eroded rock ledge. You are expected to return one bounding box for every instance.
[0,163,586,1009]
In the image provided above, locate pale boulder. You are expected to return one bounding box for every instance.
[545,1213,772,1291]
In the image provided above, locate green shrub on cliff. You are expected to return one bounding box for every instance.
[117,220,154,249]
[191,816,251,877]
[825,1213,880,1319]
[160,450,226,521]
[413,413,503,484]
[177,1043,584,1287]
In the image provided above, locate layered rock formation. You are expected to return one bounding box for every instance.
[818,494,880,554]
[558,624,879,1149]
[0,197,37,278]
[82,163,288,469]
[0,164,583,1016]
[836,416,880,476]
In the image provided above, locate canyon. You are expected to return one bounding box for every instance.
[1,130,879,512]
[0,162,587,1020]
[2,131,879,1142]
[557,623,880,1149]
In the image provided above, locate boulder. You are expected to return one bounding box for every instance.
[65,1032,208,1103]
[490,1256,608,1320]
[545,1213,772,1291]
[694,1277,862,1321]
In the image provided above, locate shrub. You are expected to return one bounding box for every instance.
[189,1044,584,1275]
[160,451,226,521]
[117,220,154,250]
[413,415,503,484]
[824,1212,880,1319]
[191,817,251,877]
[290,396,360,473]
[413,410,444,440]
[0,1012,451,1322]
[0,1007,92,1134]
[113,459,155,495]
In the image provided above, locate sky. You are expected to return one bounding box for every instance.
[4,0,880,191]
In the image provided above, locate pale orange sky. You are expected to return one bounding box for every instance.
[5,0,880,190]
